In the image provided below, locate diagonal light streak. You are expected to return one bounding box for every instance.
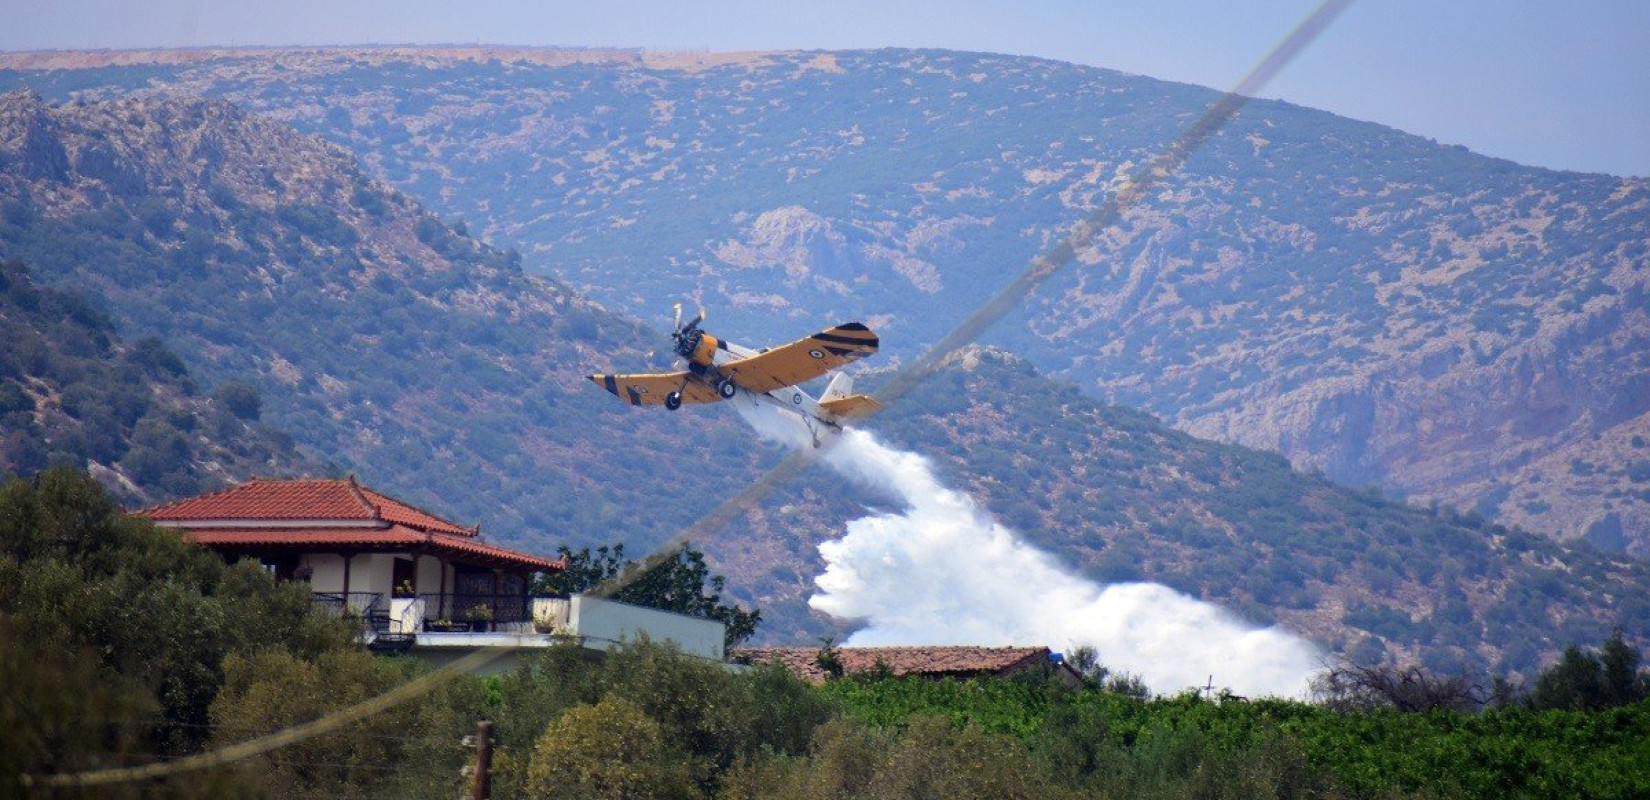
[597,0,1356,596]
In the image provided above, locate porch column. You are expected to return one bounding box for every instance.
[440,560,450,619]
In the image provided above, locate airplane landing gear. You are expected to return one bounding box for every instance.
[716,379,738,399]
[665,391,683,410]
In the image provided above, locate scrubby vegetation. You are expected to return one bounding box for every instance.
[1,89,1645,668]
[0,259,305,502]
[0,91,788,571]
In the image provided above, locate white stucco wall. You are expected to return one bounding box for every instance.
[303,553,347,593]
[415,554,446,595]
[297,553,400,596]
[356,554,395,596]
[569,595,725,661]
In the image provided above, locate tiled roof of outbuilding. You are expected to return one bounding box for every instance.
[733,645,1059,684]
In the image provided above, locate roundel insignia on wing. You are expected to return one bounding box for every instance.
[808,349,825,359]
[792,393,803,404]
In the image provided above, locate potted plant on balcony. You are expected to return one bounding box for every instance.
[464,603,494,633]
[393,579,417,599]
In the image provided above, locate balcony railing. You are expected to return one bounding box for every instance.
[312,592,390,634]
[313,591,545,635]
[413,592,530,631]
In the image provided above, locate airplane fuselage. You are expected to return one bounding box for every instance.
[708,339,844,435]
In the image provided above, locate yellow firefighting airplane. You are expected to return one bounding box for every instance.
[589,305,883,444]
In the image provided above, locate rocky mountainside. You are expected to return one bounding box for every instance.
[0,258,305,501]
[0,89,785,549]
[5,47,1642,556]
[1,88,1646,674]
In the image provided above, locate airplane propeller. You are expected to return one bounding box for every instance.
[671,303,708,359]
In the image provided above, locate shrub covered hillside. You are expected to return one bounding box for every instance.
[0,259,306,502]
[0,85,1642,670]
[5,47,1645,555]
[0,90,795,555]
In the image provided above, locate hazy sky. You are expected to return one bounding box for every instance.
[5,0,1647,176]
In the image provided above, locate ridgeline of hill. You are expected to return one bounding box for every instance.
[2,47,1643,556]
[2,91,1648,673]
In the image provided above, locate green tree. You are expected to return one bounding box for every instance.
[208,650,477,800]
[724,715,1071,800]
[0,468,354,783]
[213,380,262,421]
[489,639,835,799]
[1529,630,1649,710]
[525,696,701,800]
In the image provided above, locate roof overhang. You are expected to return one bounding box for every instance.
[184,526,565,572]
[153,518,386,529]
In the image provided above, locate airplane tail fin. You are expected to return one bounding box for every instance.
[821,372,856,403]
[820,393,883,420]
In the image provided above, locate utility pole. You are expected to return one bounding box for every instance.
[470,720,493,800]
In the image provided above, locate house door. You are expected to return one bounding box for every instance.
[392,557,416,596]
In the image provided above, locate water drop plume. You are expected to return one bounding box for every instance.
[735,398,1322,697]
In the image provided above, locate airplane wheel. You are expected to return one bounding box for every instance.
[716,379,738,399]
[665,392,683,410]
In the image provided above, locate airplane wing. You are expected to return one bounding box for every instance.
[588,371,720,406]
[820,394,884,419]
[724,322,880,394]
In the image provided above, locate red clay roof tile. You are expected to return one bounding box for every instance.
[732,645,1054,684]
[136,477,473,536]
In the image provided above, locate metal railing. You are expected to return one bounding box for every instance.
[312,592,389,633]
[414,592,530,630]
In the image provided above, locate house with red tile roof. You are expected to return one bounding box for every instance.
[732,645,1083,686]
[136,476,566,637]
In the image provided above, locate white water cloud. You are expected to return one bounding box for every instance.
[734,397,1323,698]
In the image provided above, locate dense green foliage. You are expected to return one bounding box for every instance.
[822,673,1650,799]
[0,260,303,500]
[1527,631,1650,711]
[0,468,355,797]
[537,542,762,648]
[482,639,838,799]
[1,469,1644,800]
